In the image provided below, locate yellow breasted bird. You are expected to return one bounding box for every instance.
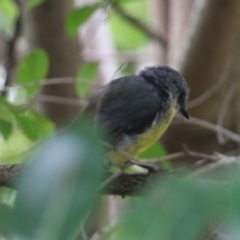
[82,66,189,166]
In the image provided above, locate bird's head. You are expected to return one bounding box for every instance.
[139,65,190,120]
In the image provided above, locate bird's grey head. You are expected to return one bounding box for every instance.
[139,66,189,119]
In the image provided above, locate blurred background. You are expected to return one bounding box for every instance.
[0,0,240,161]
[0,0,240,239]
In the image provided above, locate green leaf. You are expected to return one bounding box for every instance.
[109,178,225,240]
[77,62,99,98]
[16,111,39,141]
[14,121,106,239]
[16,109,55,141]
[110,13,147,50]
[66,4,99,37]
[32,111,55,138]
[110,1,148,50]
[0,102,15,139]
[0,120,13,140]
[26,0,45,10]
[16,49,49,96]
[0,103,15,122]
[0,203,15,235]
[140,142,167,159]
[0,0,19,36]
[0,132,34,164]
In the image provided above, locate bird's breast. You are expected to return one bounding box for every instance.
[111,105,177,164]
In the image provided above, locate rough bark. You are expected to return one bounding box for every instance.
[25,0,81,125]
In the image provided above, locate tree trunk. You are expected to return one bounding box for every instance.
[25,0,81,125]
[163,0,240,156]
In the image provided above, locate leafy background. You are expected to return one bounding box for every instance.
[0,0,239,240]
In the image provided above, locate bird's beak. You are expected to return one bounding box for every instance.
[180,108,189,120]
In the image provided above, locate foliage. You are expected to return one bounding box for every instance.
[0,0,151,161]
[0,47,53,161]
[1,155,240,239]
[0,121,106,239]
[0,0,19,36]
[0,1,239,240]
[109,0,148,50]
[16,49,50,97]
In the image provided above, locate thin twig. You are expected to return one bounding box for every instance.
[187,56,232,109]
[82,49,151,62]
[184,116,240,144]
[0,77,101,96]
[182,145,218,162]
[109,62,126,81]
[24,77,98,87]
[111,2,167,47]
[189,154,240,178]
[98,170,123,191]
[116,149,141,162]
[35,95,88,106]
[139,152,185,164]
[80,227,89,240]
[216,82,237,144]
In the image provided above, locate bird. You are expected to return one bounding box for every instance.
[81,66,189,167]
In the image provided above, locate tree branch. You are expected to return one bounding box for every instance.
[111,2,167,48]
[0,164,25,188]
[0,164,168,196]
[102,171,165,196]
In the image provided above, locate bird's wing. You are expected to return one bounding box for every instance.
[82,75,164,138]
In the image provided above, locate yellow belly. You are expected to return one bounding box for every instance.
[111,106,177,164]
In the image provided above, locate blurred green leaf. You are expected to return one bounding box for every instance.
[0,203,15,235]
[0,103,15,123]
[0,0,19,36]
[77,62,99,98]
[14,121,106,239]
[110,1,148,50]
[16,49,49,96]
[108,178,225,240]
[0,132,34,164]
[26,0,45,10]
[66,4,99,37]
[31,111,55,138]
[16,109,55,141]
[140,142,167,159]
[0,120,13,140]
[0,102,15,140]
[14,113,32,140]
[110,13,147,50]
